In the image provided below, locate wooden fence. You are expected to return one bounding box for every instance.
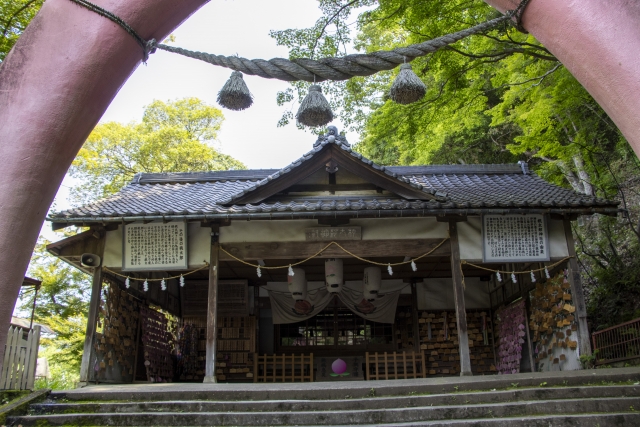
[1,326,41,390]
[366,350,426,380]
[254,353,313,383]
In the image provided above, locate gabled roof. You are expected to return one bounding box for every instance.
[48,130,619,225]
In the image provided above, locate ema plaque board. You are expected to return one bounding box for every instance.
[482,214,550,263]
[123,221,188,271]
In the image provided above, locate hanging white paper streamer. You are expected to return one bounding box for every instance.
[257,266,262,278]
[511,272,517,283]
[143,280,149,292]
[125,277,130,289]
[496,271,502,282]
[387,263,393,276]
[530,271,536,283]
[545,266,551,279]
[411,260,417,272]
[161,279,166,291]
[288,265,294,276]
[180,275,185,287]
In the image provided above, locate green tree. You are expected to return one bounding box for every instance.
[0,0,43,62]
[70,98,246,204]
[16,236,91,388]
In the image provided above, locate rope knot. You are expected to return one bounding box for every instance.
[144,38,157,63]
[507,0,532,34]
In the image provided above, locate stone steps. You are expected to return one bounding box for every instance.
[7,368,640,426]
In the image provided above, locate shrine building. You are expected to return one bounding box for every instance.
[46,128,619,385]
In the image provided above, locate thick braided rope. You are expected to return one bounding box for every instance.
[153,15,510,82]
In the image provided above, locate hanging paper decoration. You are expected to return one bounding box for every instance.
[531,271,536,283]
[411,260,417,272]
[180,275,185,287]
[296,85,334,127]
[387,263,393,276]
[288,265,295,276]
[496,271,502,282]
[143,280,149,292]
[389,63,427,105]
[217,71,253,110]
[125,277,130,289]
[325,258,343,293]
[160,278,166,291]
[363,266,382,301]
[545,266,551,279]
[287,267,307,301]
[511,272,517,283]
[256,266,262,278]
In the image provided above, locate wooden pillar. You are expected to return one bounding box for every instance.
[79,234,105,386]
[564,219,592,357]
[449,221,472,376]
[410,282,421,352]
[204,226,220,383]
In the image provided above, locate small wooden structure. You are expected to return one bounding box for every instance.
[45,129,618,385]
[1,326,41,390]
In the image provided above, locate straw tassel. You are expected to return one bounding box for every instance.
[296,85,334,127]
[389,63,426,105]
[217,71,253,111]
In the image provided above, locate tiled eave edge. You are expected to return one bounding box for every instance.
[48,206,621,228]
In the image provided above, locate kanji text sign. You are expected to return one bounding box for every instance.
[482,214,549,262]
[123,222,188,271]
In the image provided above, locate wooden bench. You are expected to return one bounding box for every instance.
[365,350,426,380]
[254,353,314,382]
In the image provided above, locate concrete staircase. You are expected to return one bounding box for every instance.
[7,367,640,426]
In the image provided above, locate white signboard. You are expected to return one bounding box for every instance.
[123,222,188,271]
[482,214,549,263]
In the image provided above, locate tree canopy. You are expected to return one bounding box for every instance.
[0,0,43,62]
[70,98,246,204]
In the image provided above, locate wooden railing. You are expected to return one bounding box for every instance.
[253,353,313,383]
[593,318,640,365]
[1,326,41,390]
[366,350,426,380]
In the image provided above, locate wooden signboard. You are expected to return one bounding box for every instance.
[123,221,188,271]
[305,226,361,241]
[482,214,550,263]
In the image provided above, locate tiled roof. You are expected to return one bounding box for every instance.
[49,131,618,221]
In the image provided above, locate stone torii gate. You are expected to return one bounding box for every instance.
[0,0,639,374]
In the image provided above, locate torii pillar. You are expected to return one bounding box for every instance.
[1,0,640,374]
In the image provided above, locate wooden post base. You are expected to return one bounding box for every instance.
[203,376,217,383]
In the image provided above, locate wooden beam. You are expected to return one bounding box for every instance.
[78,234,105,386]
[221,239,450,261]
[410,282,420,352]
[449,221,472,376]
[204,226,220,383]
[564,219,592,356]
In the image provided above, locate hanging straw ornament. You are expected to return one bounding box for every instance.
[530,271,536,283]
[288,265,295,276]
[217,71,253,110]
[389,63,427,105]
[296,84,334,127]
[496,271,502,282]
[143,280,149,292]
[125,277,130,289]
[387,263,393,276]
[180,275,185,287]
[411,260,417,272]
[257,266,262,278]
[161,279,166,291]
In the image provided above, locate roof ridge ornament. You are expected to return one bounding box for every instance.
[313,125,350,148]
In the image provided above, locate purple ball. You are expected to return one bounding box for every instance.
[332,358,347,374]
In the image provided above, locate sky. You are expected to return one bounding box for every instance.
[52,0,362,219]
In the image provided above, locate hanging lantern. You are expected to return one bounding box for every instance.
[217,71,253,111]
[325,258,343,293]
[363,266,382,301]
[389,63,427,105]
[296,85,334,127]
[287,268,307,301]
